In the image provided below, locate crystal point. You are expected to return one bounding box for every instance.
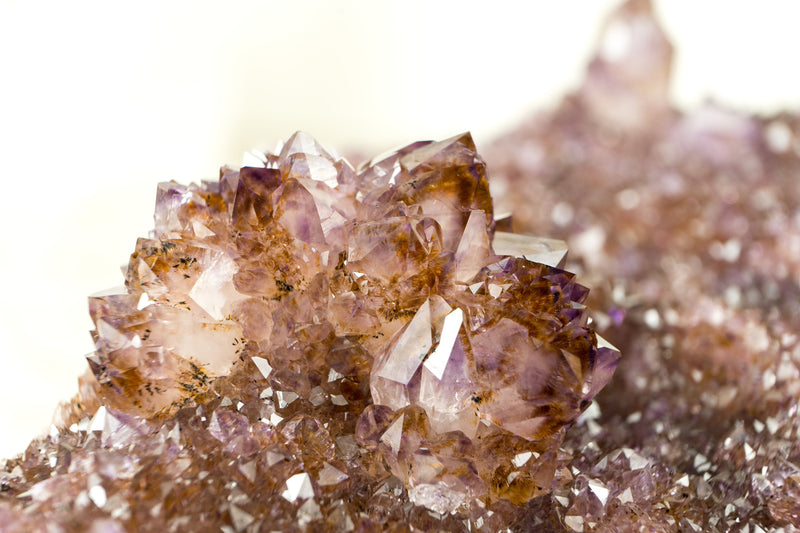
[373,299,433,386]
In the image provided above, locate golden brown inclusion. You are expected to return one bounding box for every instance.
[0,131,618,530]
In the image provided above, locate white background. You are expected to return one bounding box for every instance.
[0,0,798,459]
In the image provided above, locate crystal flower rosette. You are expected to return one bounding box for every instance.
[86,131,620,512]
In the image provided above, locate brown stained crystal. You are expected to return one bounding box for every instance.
[0,126,618,530]
[5,0,800,530]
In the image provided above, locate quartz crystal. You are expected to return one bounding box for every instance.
[0,130,617,530]
[4,0,800,530]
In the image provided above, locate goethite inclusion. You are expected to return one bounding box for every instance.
[0,132,618,530]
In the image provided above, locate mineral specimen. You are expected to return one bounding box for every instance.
[0,131,617,530]
[5,0,800,530]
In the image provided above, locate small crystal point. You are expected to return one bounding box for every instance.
[492,231,568,268]
[423,308,463,380]
[373,299,433,386]
[279,131,335,161]
[399,131,478,173]
[454,210,492,282]
[282,472,315,502]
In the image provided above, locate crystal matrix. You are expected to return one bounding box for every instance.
[0,132,617,531]
[483,0,800,530]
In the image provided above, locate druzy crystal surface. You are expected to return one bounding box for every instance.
[482,1,800,530]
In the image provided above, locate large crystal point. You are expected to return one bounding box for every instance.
[580,0,673,129]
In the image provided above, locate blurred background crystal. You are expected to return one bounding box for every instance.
[0,0,798,459]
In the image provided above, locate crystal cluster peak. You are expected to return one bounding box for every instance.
[79,130,619,518]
